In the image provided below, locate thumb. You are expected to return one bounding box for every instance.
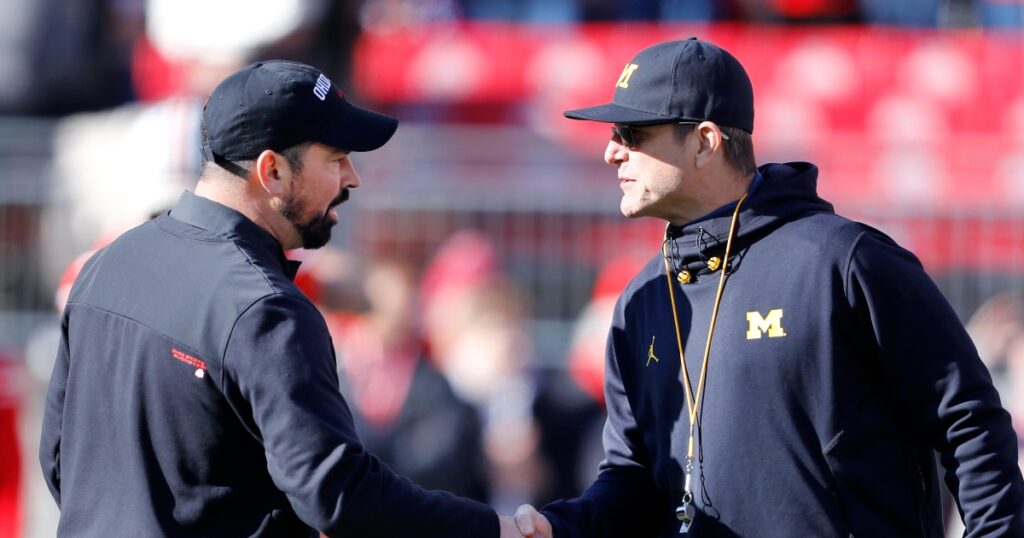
[514,504,539,535]
[515,504,552,537]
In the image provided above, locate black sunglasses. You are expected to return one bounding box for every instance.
[611,121,729,149]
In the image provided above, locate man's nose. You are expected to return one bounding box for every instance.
[604,139,628,166]
[343,160,361,189]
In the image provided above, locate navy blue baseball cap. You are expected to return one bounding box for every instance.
[201,60,398,161]
[564,37,754,133]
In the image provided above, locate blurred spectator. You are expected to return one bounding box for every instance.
[459,280,545,514]
[0,0,142,115]
[965,291,1024,514]
[966,291,1024,400]
[418,234,657,511]
[962,291,1024,535]
[532,253,647,503]
[967,290,1024,449]
[420,230,547,514]
[565,253,650,407]
[420,230,499,364]
[333,256,489,501]
[1004,334,1024,463]
[288,246,365,313]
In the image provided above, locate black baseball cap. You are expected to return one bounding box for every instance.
[564,37,754,133]
[201,60,398,161]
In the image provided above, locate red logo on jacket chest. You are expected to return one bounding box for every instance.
[171,348,207,378]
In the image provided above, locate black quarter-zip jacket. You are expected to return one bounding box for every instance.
[40,191,497,537]
[542,163,1024,537]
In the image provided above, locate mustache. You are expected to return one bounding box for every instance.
[330,189,350,208]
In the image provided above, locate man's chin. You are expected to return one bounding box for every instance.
[301,233,332,250]
[298,219,336,249]
[620,202,643,219]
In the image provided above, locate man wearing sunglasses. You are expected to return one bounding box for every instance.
[514,38,1024,537]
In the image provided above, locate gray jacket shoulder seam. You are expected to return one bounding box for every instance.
[65,301,214,368]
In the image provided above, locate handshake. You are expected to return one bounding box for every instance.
[498,505,552,538]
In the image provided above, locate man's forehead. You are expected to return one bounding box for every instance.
[305,141,350,157]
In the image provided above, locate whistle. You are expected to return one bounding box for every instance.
[676,502,695,533]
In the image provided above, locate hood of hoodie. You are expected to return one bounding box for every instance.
[663,162,833,276]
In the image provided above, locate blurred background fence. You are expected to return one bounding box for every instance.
[5,117,1022,363]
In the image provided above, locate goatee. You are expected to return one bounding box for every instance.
[280,189,348,249]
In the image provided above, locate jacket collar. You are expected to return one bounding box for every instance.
[167,190,301,280]
[661,163,829,277]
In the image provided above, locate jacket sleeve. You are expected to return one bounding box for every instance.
[541,297,665,538]
[39,310,70,507]
[222,293,497,537]
[845,230,1024,536]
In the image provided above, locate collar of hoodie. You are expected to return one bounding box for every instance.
[662,162,831,280]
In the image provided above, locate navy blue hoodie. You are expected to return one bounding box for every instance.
[542,163,1024,537]
[40,191,498,537]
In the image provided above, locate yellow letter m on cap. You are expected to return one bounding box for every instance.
[616,63,639,88]
[746,309,786,339]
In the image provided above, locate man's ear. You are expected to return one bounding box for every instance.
[694,121,727,169]
[254,149,289,196]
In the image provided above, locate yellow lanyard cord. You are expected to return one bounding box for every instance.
[661,192,748,463]
[661,247,695,429]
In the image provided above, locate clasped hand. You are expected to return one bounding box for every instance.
[498,505,552,538]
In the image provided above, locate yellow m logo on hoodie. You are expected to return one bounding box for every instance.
[746,309,786,339]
